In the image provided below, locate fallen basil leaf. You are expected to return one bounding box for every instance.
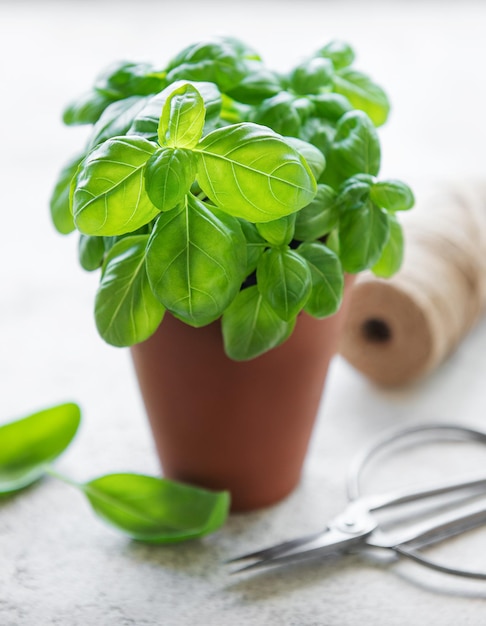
[0,403,81,494]
[81,473,230,543]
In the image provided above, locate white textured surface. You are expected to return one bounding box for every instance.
[1,1,486,624]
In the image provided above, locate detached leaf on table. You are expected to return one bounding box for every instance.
[0,403,81,495]
[82,473,230,543]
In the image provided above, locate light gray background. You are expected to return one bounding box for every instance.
[1,1,486,624]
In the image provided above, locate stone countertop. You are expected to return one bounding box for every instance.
[1,1,486,624]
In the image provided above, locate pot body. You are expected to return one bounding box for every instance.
[131,283,353,512]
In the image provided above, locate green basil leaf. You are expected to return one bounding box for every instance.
[227,61,282,105]
[309,93,352,122]
[299,117,335,158]
[252,92,302,137]
[284,137,326,180]
[294,184,338,241]
[166,39,247,92]
[338,201,390,273]
[72,136,159,236]
[82,473,229,543]
[323,111,381,188]
[129,81,221,141]
[315,40,355,70]
[219,36,261,61]
[333,68,390,127]
[196,122,316,222]
[50,153,83,234]
[87,95,150,150]
[146,195,246,327]
[297,242,343,317]
[62,90,115,126]
[0,403,81,495]
[222,285,295,360]
[335,176,372,210]
[94,61,166,98]
[370,179,415,212]
[239,220,266,275]
[158,83,205,148]
[256,248,312,321]
[144,148,198,211]
[372,213,404,277]
[219,94,251,124]
[95,235,164,346]
[78,234,105,271]
[256,214,296,246]
[290,57,334,95]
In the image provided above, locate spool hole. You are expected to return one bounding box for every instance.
[362,318,392,343]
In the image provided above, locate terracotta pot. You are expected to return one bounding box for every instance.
[131,279,354,512]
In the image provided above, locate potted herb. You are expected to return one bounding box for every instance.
[51,37,413,511]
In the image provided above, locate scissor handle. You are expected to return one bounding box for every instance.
[346,422,486,502]
[347,422,486,580]
[395,545,486,580]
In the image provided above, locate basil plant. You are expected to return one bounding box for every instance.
[51,37,413,360]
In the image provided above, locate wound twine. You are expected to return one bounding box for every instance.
[339,182,486,386]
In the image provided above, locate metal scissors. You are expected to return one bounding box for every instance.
[228,424,486,579]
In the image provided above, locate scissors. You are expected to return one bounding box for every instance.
[228,424,486,579]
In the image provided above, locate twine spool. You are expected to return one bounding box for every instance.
[339,182,486,386]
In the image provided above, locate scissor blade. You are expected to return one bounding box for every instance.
[369,495,486,550]
[226,529,326,564]
[229,523,373,573]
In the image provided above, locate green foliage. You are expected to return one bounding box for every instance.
[83,473,229,543]
[146,195,246,327]
[196,122,316,222]
[0,403,80,494]
[222,286,296,360]
[72,136,159,236]
[0,405,229,542]
[256,248,312,321]
[95,236,165,346]
[50,153,83,234]
[144,148,198,211]
[297,242,343,317]
[372,213,404,277]
[53,37,412,359]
